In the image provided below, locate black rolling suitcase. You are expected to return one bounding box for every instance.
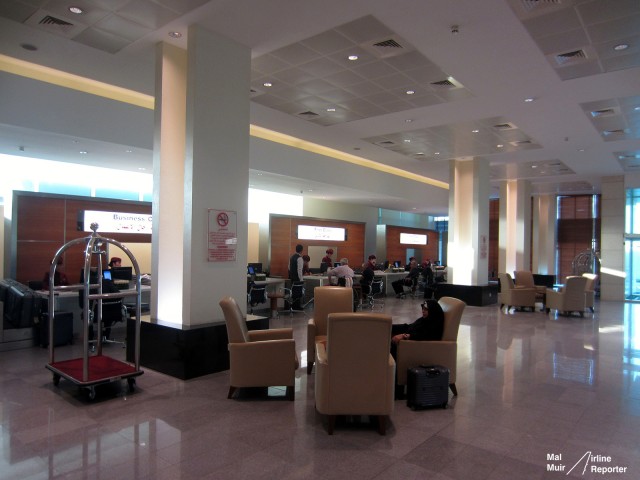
[406,365,449,409]
[39,312,74,348]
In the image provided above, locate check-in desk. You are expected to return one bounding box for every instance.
[37,285,151,338]
[303,271,407,298]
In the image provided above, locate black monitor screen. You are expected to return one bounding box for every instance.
[334,262,341,268]
[248,262,262,274]
[393,261,401,268]
[247,265,255,275]
[110,266,132,281]
[80,268,99,284]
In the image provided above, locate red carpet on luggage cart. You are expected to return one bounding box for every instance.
[49,355,139,385]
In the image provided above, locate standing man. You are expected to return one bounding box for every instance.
[321,248,334,267]
[288,244,305,310]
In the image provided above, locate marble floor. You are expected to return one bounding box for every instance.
[1,295,639,479]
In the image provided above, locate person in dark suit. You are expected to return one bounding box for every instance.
[359,254,377,296]
[392,257,420,297]
[288,244,304,310]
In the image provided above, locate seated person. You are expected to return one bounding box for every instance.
[108,257,122,268]
[327,258,354,287]
[390,299,444,359]
[42,258,69,289]
[392,257,420,297]
[302,255,311,275]
[359,254,377,295]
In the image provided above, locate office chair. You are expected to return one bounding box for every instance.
[364,277,384,310]
[247,284,267,314]
[282,282,306,314]
[96,299,127,348]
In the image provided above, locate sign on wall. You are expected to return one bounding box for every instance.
[82,210,152,234]
[400,232,427,245]
[208,209,237,262]
[297,225,346,241]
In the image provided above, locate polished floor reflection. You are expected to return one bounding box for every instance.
[1,297,639,479]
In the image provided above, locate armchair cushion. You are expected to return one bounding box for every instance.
[307,286,353,374]
[315,312,395,434]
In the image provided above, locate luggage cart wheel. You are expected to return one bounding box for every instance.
[52,374,60,386]
[127,378,136,393]
[87,387,96,401]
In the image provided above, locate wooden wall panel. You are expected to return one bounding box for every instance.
[385,225,438,266]
[14,192,151,284]
[17,196,65,242]
[269,215,365,277]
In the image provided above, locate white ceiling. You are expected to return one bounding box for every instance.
[0,0,638,214]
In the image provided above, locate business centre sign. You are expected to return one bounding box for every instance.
[82,210,152,234]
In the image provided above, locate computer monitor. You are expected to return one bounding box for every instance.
[334,262,341,268]
[247,265,255,276]
[110,266,133,281]
[248,262,262,274]
[79,267,99,284]
[393,261,401,268]
[103,270,112,281]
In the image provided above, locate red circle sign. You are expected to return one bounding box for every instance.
[217,212,229,227]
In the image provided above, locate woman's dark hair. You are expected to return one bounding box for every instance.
[423,299,444,320]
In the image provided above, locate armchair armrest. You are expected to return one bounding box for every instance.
[229,339,297,386]
[248,328,292,341]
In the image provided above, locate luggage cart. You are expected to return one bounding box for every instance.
[46,223,144,400]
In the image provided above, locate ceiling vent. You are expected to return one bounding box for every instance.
[430,79,456,88]
[555,49,587,66]
[590,108,617,118]
[362,35,412,59]
[25,10,85,38]
[510,140,533,147]
[493,122,517,131]
[376,140,395,146]
[520,0,562,12]
[297,111,319,117]
[603,129,626,136]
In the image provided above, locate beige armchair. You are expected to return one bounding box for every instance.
[315,312,395,435]
[498,273,537,312]
[307,286,353,374]
[395,296,465,396]
[582,273,597,312]
[545,276,588,317]
[219,296,299,400]
[513,270,547,301]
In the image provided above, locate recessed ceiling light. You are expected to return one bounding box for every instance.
[126,149,132,153]
[406,90,415,95]
[326,107,336,112]
[496,144,504,148]
[348,55,359,61]
[472,129,479,133]
[524,97,535,102]
[434,152,440,155]
[416,152,425,156]
[168,31,182,39]
[79,150,88,154]
[138,167,146,171]
[68,6,83,14]
[532,165,537,168]
[263,82,272,87]
[634,106,640,111]
[613,43,629,51]
[578,148,585,152]
[405,119,413,123]
[404,139,411,143]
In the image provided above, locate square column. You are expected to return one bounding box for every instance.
[448,158,490,285]
[499,179,531,274]
[152,26,250,325]
[532,194,556,275]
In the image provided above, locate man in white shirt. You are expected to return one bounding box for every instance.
[327,258,355,287]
